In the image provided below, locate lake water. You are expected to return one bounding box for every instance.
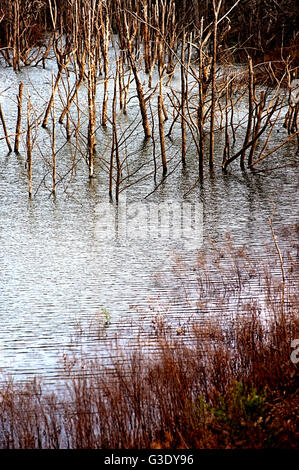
[0,61,298,385]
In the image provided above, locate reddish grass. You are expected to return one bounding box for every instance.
[0,230,298,449]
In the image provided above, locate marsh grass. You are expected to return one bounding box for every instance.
[0,228,298,449]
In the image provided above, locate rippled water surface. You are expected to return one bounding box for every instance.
[0,62,298,384]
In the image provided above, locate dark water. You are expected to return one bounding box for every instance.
[0,63,298,385]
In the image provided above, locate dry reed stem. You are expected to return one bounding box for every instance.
[14,82,24,153]
[0,104,12,153]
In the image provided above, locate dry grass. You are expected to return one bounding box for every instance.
[0,228,298,449]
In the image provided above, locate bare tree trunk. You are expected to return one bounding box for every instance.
[14,82,24,153]
[101,13,110,127]
[113,71,121,202]
[269,204,286,325]
[181,32,186,165]
[59,76,83,125]
[223,96,280,171]
[42,60,70,128]
[51,75,56,195]
[222,78,230,166]
[87,65,96,178]
[12,0,20,72]
[241,56,254,167]
[128,50,151,139]
[85,1,98,178]
[123,67,131,115]
[143,0,150,74]
[110,68,118,200]
[26,93,32,198]
[248,90,265,165]
[158,78,167,176]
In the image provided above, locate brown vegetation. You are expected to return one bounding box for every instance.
[0,226,298,449]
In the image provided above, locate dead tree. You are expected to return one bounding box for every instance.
[42,36,73,128]
[0,104,12,153]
